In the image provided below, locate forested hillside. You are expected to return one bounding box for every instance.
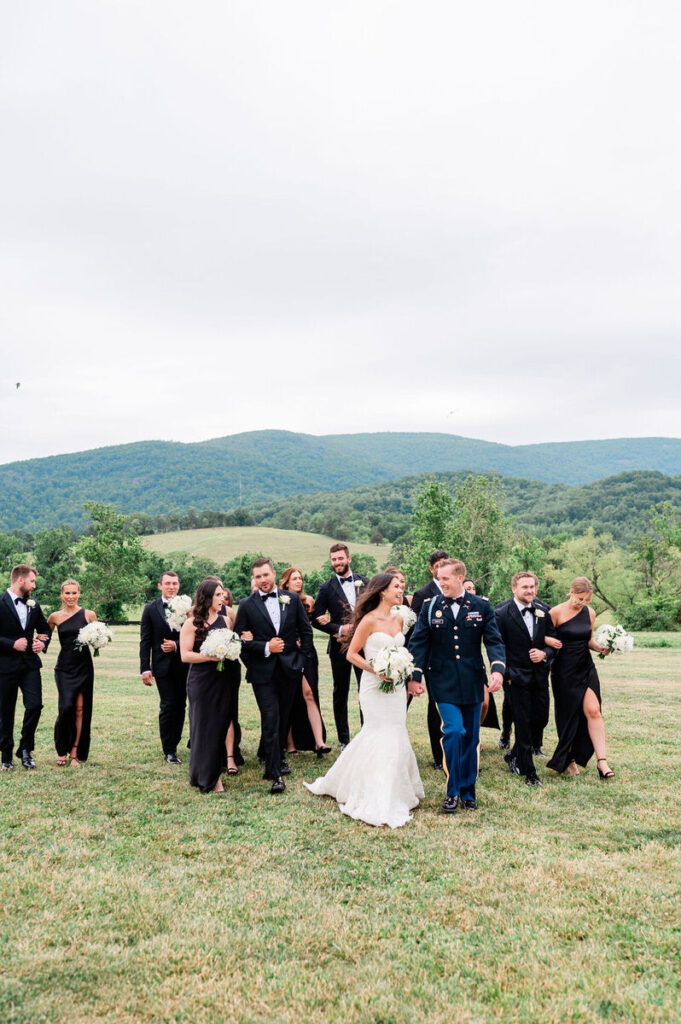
[1,430,679,531]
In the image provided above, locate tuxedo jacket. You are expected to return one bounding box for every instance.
[494,599,555,687]
[312,574,368,658]
[409,592,505,705]
[411,579,442,619]
[139,598,188,679]
[0,591,50,674]
[233,590,314,685]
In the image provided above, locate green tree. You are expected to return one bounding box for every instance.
[32,526,80,610]
[448,475,512,602]
[393,480,454,589]
[78,502,147,620]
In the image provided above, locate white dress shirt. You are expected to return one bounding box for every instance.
[7,588,28,629]
[514,598,534,638]
[259,588,281,656]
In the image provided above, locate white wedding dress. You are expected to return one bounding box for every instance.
[304,631,424,828]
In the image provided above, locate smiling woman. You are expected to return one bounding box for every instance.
[47,579,98,768]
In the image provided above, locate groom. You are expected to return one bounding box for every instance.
[409,559,505,812]
[234,557,314,794]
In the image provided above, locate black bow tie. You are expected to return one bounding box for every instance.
[339,576,353,584]
[521,605,535,615]
[444,596,464,607]
[15,596,27,606]
[261,592,277,601]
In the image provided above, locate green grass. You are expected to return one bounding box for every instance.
[1,632,679,1023]
[140,526,388,573]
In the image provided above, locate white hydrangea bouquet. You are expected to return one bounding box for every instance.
[199,628,242,671]
[166,594,192,631]
[371,644,415,693]
[390,605,417,632]
[594,624,634,659]
[75,621,114,657]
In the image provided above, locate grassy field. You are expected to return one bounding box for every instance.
[1,631,679,1024]
[140,526,389,572]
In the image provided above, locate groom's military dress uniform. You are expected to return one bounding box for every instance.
[409,590,505,803]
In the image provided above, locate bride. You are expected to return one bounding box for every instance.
[304,572,425,828]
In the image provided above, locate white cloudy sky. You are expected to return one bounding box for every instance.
[1,0,679,464]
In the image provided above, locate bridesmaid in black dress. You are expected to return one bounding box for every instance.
[180,577,238,794]
[47,580,97,767]
[546,576,615,779]
[279,567,329,758]
[220,588,246,776]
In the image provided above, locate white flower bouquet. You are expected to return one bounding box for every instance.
[390,605,417,631]
[199,628,242,671]
[594,624,634,659]
[370,645,415,693]
[166,594,192,631]
[75,621,114,657]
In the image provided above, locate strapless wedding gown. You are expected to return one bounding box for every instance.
[304,631,424,828]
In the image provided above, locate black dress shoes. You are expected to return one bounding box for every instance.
[270,777,286,794]
[533,747,546,758]
[280,758,291,776]
[165,752,181,764]
[1,760,13,771]
[461,799,477,810]
[526,774,543,787]
[432,762,444,771]
[20,750,35,769]
[498,734,510,750]
[441,795,459,813]
[507,757,521,775]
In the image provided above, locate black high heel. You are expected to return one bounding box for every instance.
[597,758,615,780]
[315,744,332,759]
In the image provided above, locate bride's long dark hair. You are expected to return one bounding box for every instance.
[340,572,398,649]
[192,576,223,644]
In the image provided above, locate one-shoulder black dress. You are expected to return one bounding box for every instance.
[547,607,602,772]
[54,608,94,761]
[187,615,237,793]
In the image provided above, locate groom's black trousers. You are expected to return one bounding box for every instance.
[0,667,43,759]
[329,653,362,746]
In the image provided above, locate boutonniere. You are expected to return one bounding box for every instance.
[353,579,363,590]
[26,599,36,609]
[278,595,291,606]
[534,609,545,618]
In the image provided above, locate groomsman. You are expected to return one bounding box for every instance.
[410,550,449,770]
[0,565,50,770]
[494,572,555,786]
[140,570,189,763]
[409,559,505,812]
[312,543,368,748]
[234,557,314,793]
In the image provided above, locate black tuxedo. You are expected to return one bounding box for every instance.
[0,590,50,760]
[312,574,367,745]
[409,579,446,766]
[139,598,189,756]
[494,598,554,776]
[234,589,313,780]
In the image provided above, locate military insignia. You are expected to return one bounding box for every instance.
[435,610,443,618]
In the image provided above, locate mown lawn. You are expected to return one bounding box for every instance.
[1,629,679,1024]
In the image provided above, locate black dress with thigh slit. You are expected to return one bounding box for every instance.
[54,609,94,761]
[187,615,236,793]
[547,607,602,773]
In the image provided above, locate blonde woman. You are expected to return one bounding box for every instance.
[47,580,97,767]
[547,577,614,779]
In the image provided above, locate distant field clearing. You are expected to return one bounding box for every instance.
[141,526,389,572]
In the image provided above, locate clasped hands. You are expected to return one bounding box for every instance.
[14,635,46,653]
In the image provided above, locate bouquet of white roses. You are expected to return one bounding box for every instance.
[166,594,192,631]
[594,624,634,659]
[390,605,417,632]
[75,621,114,657]
[370,645,415,693]
[199,628,242,671]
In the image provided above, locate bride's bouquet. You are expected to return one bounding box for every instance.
[594,623,634,659]
[75,621,114,657]
[165,594,192,631]
[199,628,242,671]
[370,645,416,694]
[390,605,417,632]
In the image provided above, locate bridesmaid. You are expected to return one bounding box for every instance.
[47,579,97,767]
[547,577,614,779]
[220,587,246,776]
[180,577,237,794]
[279,567,330,758]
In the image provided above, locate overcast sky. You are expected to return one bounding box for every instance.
[1,1,679,464]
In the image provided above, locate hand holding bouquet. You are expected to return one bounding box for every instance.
[199,628,242,671]
[370,645,415,693]
[594,624,634,659]
[75,621,114,657]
